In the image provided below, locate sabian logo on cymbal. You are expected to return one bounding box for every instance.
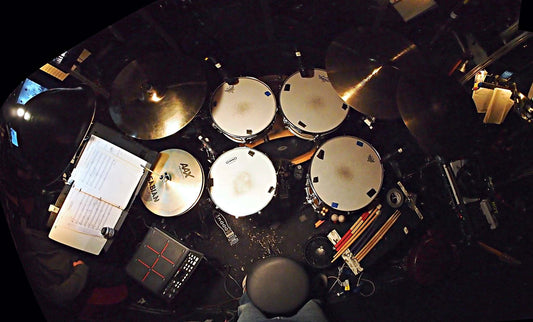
[148,175,159,203]
[180,163,195,178]
[367,155,375,163]
[318,75,329,83]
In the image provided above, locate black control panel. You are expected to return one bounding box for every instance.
[126,226,204,301]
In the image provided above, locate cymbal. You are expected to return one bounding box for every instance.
[396,71,482,160]
[141,149,205,217]
[109,52,207,140]
[325,27,425,119]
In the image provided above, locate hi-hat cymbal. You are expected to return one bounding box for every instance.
[109,52,207,140]
[141,149,205,217]
[325,27,425,119]
[396,71,482,161]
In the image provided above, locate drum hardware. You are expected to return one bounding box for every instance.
[397,181,423,220]
[386,188,404,209]
[207,147,277,218]
[197,135,217,163]
[213,210,239,246]
[362,116,376,130]
[108,51,208,140]
[304,235,335,269]
[204,56,239,85]
[306,136,384,215]
[326,27,426,120]
[140,149,205,217]
[292,46,314,78]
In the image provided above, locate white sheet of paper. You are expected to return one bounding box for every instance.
[49,134,149,254]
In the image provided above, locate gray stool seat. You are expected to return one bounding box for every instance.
[246,256,310,316]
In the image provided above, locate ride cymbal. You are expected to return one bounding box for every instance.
[326,27,425,119]
[396,71,482,161]
[109,52,207,140]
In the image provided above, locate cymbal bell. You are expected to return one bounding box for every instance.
[141,149,205,217]
[325,27,425,119]
[109,52,207,140]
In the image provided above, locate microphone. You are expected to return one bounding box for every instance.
[293,47,313,78]
[204,56,238,85]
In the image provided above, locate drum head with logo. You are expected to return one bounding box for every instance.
[309,136,383,212]
[279,69,349,137]
[141,149,205,217]
[208,147,277,217]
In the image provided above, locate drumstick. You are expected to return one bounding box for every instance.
[331,207,381,263]
[355,210,401,262]
[334,204,380,250]
[355,210,399,260]
[336,205,381,250]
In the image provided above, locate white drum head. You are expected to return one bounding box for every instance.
[141,149,205,217]
[208,147,277,217]
[211,77,277,139]
[279,69,349,135]
[309,136,383,211]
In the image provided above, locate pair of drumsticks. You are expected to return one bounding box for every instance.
[332,204,401,263]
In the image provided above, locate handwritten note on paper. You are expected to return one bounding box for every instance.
[50,134,149,250]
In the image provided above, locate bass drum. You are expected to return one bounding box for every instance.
[279,69,349,140]
[210,77,277,143]
[306,136,383,213]
[207,147,277,217]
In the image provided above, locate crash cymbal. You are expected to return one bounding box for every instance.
[141,149,205,217]
[109,52,207,140]
[396,71,482,161]
[325,27,425,119]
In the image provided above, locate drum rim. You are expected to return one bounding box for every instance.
[209,76,277,140]
[207,146,277,217]
[279,68,349,135]
[308,135,383,212]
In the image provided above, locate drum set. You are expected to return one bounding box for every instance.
[107,31,432,220]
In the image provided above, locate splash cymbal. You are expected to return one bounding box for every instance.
[325,27,425,119]
[109,52,207,140]
[141,149,205,217]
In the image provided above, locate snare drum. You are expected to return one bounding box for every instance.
[210,77,277,143]
[306,136,383,213]
[279,69,349,140]
[208,147,277,217]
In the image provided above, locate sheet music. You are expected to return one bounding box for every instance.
[51,134,148,238]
